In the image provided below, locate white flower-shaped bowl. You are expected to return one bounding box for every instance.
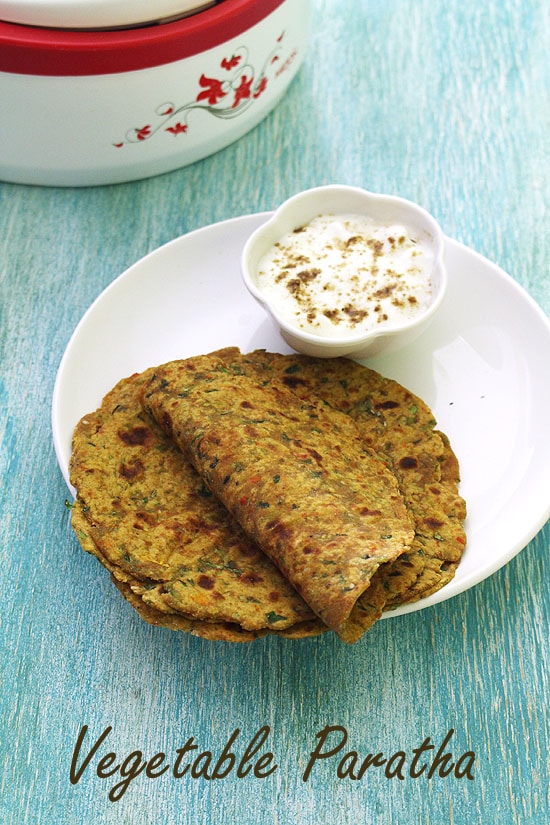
[241,185,448,358]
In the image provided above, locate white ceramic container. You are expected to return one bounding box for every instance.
[0,0,311,186]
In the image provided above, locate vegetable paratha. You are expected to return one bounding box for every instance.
[69,370,325,641]
[69,348,466,643]
[141,352,415,641]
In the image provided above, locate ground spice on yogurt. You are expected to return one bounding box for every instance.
[255,214,434,338]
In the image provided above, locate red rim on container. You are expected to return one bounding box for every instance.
[0,0,286,76]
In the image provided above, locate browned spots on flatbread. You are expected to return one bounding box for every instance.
[119,458,145,480]
[69,348,465,643]
[118,425,153,447]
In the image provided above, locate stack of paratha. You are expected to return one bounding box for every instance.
[69,348,466,643]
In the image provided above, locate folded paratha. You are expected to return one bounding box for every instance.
[141,352,416,641]
[231,350,467,610]
[69,348,465,644]
[69,370,326,641]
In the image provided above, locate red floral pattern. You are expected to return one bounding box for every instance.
[196,74,227,105]
[114,33,298,148]
[165,123,188,136]
[232,75,253,108]
[136,125,151,141]
[221,55,241,71]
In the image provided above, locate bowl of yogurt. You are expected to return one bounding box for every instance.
[241,185,447,358]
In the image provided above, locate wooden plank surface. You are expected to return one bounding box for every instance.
[1,1,548,823]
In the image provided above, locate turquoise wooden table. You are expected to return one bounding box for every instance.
[1,1,549,823]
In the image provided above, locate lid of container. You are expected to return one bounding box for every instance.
[0,0,216,30]
[0,0,285,75]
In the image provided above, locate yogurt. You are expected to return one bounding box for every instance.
[255,214,435,338]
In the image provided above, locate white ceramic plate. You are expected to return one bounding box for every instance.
[52,213,550,617]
